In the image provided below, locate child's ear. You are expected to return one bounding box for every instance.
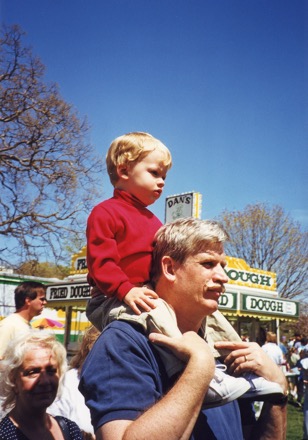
[117,164,129,180]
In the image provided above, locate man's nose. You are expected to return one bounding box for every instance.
[214,265,229,284]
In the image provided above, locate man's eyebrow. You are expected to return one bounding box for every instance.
[198,252,217,259]
[199,253,227,264]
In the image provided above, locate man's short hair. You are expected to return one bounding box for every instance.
[14,281,46,310]
[151,218,229,284]
[266,331,277,344]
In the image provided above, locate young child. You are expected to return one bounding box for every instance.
[86,132,284,407]
[86,132,169,327]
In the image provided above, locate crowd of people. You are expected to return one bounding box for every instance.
[280,334,308,407]
[260,329,308,408]
[0,132,306,439]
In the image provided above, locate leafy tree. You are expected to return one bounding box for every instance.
[15,260,70,280]
[0,25,103,266]
[281,302,308,338]
[292,302,308,337]
[218,203,308,299]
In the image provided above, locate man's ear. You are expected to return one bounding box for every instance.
[24,296,32,307]
[161,256,176,282]
[117,164,129,180]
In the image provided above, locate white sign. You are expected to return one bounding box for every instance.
[218,292,237,310]
[242,294,299,317]
[165,192,202,223]
[47,282,91,301]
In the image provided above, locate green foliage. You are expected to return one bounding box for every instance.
[283,301,308,338]
[15,260,70,279]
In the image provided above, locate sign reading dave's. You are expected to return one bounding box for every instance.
[46,283,91,301]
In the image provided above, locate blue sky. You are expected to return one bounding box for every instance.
[1,0,307,229]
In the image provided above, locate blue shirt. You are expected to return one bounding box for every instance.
[79,321,244,439]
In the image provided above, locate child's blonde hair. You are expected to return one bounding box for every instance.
[106,132,172,186]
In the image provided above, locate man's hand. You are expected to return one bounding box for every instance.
[124,287,159,314]
[215,341,288,393]
[215,341,288,440]
[149,331,215,366]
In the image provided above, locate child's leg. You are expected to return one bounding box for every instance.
[205,310,242,358]
[86,294,124,331]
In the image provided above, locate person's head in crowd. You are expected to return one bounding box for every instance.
[294,333,302,342]
[151,218,230,330]
[0,330,67,413]
[300,337,308,347]
[151,217,229,285]
[70,326,100,376]
[106,131,172,187]
[300,349,308,359]
[266,332,278,344]
[14,281,47,316]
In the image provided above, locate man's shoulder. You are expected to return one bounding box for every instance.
[272,344,283,354]
[92,321,156,365]
[0,312,26,327]
[102,320,148,344]
[81,320,164,388]
[0,313,30,331]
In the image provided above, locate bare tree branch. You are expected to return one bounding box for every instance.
[0,25,104,266]
[218,203,308,299]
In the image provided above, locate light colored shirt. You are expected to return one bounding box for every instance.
[262,342,284,366]
[49,368,94,434]
[0,313,31,358]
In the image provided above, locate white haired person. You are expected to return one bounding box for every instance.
[49,326,100,439]
[0,330,82,439]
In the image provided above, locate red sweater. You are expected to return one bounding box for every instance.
[86,189,162,301]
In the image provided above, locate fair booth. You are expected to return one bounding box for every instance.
[45,248,299,350]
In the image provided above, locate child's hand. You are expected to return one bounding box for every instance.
[124,287,159,315]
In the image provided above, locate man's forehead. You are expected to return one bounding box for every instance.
[199,241,225,255]
[192,245,226,261]
[195,250,226,258]
[36,289,46,296]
